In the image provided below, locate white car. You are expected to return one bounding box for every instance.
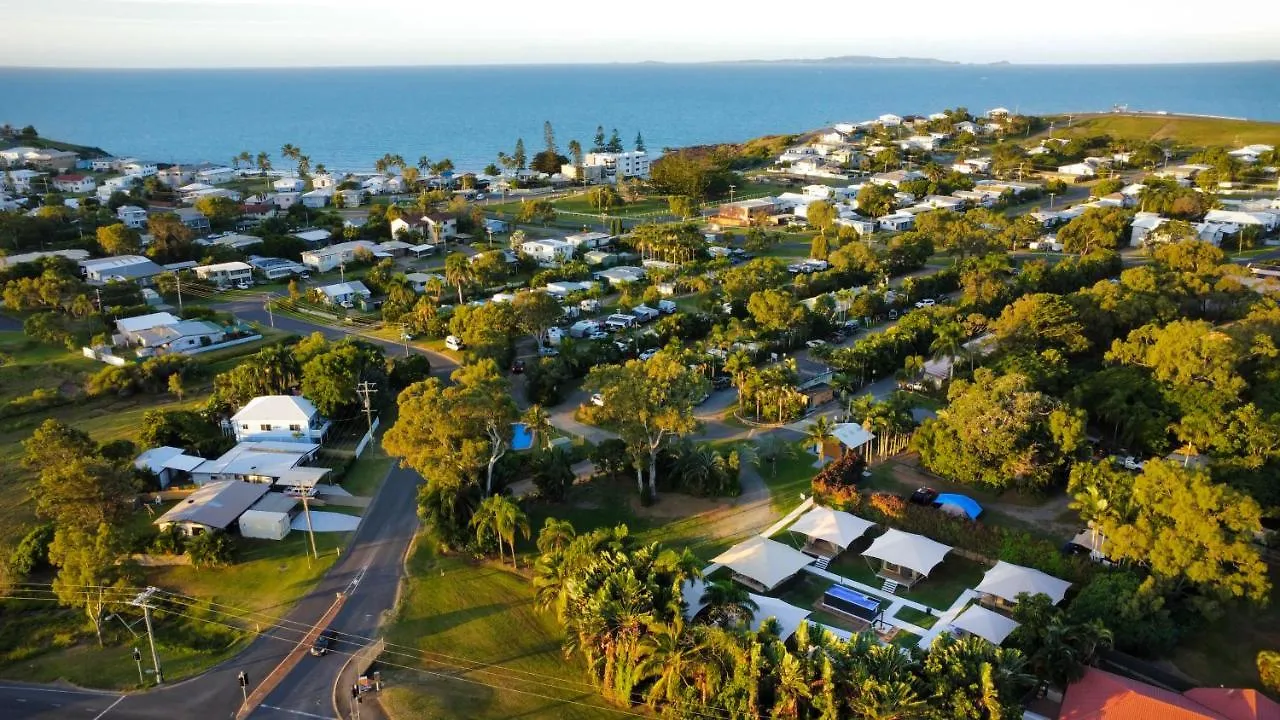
[914,298,936,308]
[1121,456,1145,471]
[340,300,355,309]
[805,339,826,349]
[638,349,658,361]
[234,281,252,290]
[538,346,560,357]
[587,331,610,341]
[590,393,606,407]
[444,335,465,351]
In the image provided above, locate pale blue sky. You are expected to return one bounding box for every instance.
[2,0,1278,67]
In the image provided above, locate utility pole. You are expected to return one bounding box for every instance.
[728,184,736,204]
[264,293,274,328]
[129,587,163,685]
[94,287,102,313]
[300,484,318,561]
[356,381,377,435]
[174,273,184,314]
[400,324,410,356]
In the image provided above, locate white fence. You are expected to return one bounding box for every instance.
[354,416,382,457]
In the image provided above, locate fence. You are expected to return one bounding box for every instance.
[82,346,128,367]
[354,416,382,458]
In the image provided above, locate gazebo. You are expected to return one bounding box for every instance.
[712,536,816,592]
[788,506,876,558]
[832,423,876,456]
[974,561,1072,610]
[860,528,952,588]
[949,604,1020,645]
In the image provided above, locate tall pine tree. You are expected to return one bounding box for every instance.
[634,132,646,152]
[606,128,623,153]
[592,125,606,152]
[513,138,527,170]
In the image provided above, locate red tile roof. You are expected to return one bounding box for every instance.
[55,174,88,181]
[1059,669,1223,720]
[1184,688,1280,720]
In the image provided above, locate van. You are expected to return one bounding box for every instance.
[445,335,465,351]
[657,299,677,315]
[547,327,564,345]
[631,305,659,323]
[561,304,581,320]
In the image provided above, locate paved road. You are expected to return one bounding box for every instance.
[0,313,22,332]
[0,463,422,720]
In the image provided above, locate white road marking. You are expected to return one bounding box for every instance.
[258,704,337,719]
[91,695,126,719]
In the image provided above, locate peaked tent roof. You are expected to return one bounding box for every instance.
[974,561,1072,605]
[861,528,952,576]
[789,506,876,551]
[949,604,1020,645]
[747,593,812,641]
[712,536,815,591]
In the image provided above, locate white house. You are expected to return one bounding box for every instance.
[521,238,575,266]
[594,266,646,286]
[1058,162,1098,178]
[878,212,916,232]
[231,395,331,444]
[194,261,254,286]
[196,167,236,185]
[583,151,652,182]
[311,173,341,189]
[0,146,38,167]
[424,212,458,240]
[115,312,183,340]
[134,446,206,489]
[116,204,149,229]
[131,319,227,355]
[316,280,372,306]
[878,114,903,127]
[273,176,305,192]
[1205,209,1279,231]
[272,192,300,209]
[300,240,376,272]
[121,161,158,177]
[564,231,613,249]
[835,215,878,236]
[52,174,96,193]
[1129,213,1169,247]
[96,174,139,201]
[404,272,445,293]
[300,188,333,208]
[3,169,42,193]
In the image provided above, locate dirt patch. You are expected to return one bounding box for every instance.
[631,492,726,519]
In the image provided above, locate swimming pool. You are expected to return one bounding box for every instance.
[511,423,533,451]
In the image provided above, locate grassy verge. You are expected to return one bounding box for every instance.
[755,442,818,515]
[341,443,395,497]
[893,605,940,630]
[379,542,617,720]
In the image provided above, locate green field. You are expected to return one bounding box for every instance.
[378,545,617,720]
[1037,113,1280,148]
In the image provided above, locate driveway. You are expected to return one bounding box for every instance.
[292,511,360,532]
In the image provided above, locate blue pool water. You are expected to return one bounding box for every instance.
[511,423,533,451]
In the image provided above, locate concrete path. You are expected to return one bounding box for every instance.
[293,511,361,532]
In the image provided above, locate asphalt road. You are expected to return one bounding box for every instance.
[0,462,421,720]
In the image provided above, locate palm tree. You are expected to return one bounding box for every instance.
[255,152,273,194]
[401,166,420,187]
[280,143,300,163]
[929,321,967,379]
[296,154,311,177]
[700,579,758,627]
[805,415,836,465]
[471,495,529,568]
[417,155,431,174]
[724,350,752,389]
[444,253,472,304]
[522,404,552,450]
[424,275,444,304]
[535,517,575,555]
[753,433,797,478]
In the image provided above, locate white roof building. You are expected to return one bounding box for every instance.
[154,480,271,535]
[81,255,166,283]
[115,311,182,336]
[788,506,876,553]
[949,604,1020,645]
[831,423,876,453]
[861,528,952,585]
[134,446,207,489]
[712,536,815,591]
[747,593,813,641]
[974,561,1072,606]
[191,440,328,486]
[231,396,331,444]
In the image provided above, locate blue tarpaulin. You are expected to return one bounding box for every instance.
[934,493,982,520]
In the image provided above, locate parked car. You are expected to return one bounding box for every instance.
[909,487,939,506]
[914,298,936,308]
[234,281,252,290]
[444,335,465,351]
[510,359,526,374]
[340,300,355,309]
[310,630,337,656]
[712,375,732,390]
[638,349,658,361]
[587,330,610,341]
[538,346,560,357]
[590,393,606,407]
[1120,456,1144,471]
[805,339,826,349]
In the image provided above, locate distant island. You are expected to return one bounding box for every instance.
[714,54,969,66]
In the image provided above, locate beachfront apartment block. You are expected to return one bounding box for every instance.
[583,151,652,182]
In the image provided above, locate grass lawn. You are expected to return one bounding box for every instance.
[1173,572,1280,689]
[378,542,618,720]
[889,630,922,649]
[341,443,396,497]
[1036,113,1280,148]
[826,543,987,612]
[755,442,819,515]
[553,193,671,217]
[893,605,939,630]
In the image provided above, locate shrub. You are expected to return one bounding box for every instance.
[867,492,907,520]
[531,449,574,501]
[9,524,54,577]
[591,439,631,479]
[812,453,867,510]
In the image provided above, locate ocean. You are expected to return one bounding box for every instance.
[0,63,1277,172]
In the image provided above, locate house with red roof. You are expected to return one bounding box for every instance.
[52,173,96,193]
[1059,668,1279,720]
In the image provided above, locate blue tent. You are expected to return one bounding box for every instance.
[934,493,982,520]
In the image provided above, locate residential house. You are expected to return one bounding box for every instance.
[424,212,457,240]
[316,280,373,306]
[835,215,878,236]
[156,166,194,187]
[483,218,510,234]
[404,272,445,293]
[583,151,652,181]
[521,238,575,266]
[870,170,925,188]
[300,240,375,272]
[115,312,184,340]
[273,176,305,192]
[877,114,903,127]
[190,440,327,487]
[131,319,227,355]
[985,107,1010,119]
[564,231,613,250]
[878,212,916,232]
[300,188,333,208]
[134,446,206,489]
[1204,209,1278,232]
[81,255,166,284]
[194,261,254,286]
[716,198,780,227]
[389,213,430,240]
[4,169,42,193]
[154,480,271,536]
[173,207,211,234]
[248,255,307,280]
[121,161,158,177]
[232,395,332,444]
[196,167,236,184]
[0,146,38,167]
[1228,144,1274,164]
[27,150,79,172]
[594,266,646,286]
[560,161,607,182]
[52,174,95,193]
[1057,162,1099,178]
[311,173,340,189]
[293,228,332,245]
[96,174,140,201]
[117,205,149,229]
[1058,666,1279,720]
[272,192,300,209]
[337,188,362,207]
[203,233,264,251]
[239,202,277,224]
[954,120,982,135]
[0,249,89,268]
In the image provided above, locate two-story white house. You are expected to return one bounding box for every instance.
[273,177,305,193]
[52,174,96,193]
[231,395,332,444]
[116,204,149,229]
[194,261,254,286]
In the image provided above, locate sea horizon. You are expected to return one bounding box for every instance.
[2,62,1277,173]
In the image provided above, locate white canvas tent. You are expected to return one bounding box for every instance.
[975,561,1072,606]
[861,529,952,586]
[950,604,1020,645]
[832,423,876,453]
[747,593,813,641]
[712,536,815,591]
[789,507,876,553]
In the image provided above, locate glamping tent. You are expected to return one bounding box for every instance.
[747,594,813,640]
[861,528,952,588]
[974,561,1072,609]
[949,604,1020,645]
[788,506,876,557]
[712,536,815,591]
